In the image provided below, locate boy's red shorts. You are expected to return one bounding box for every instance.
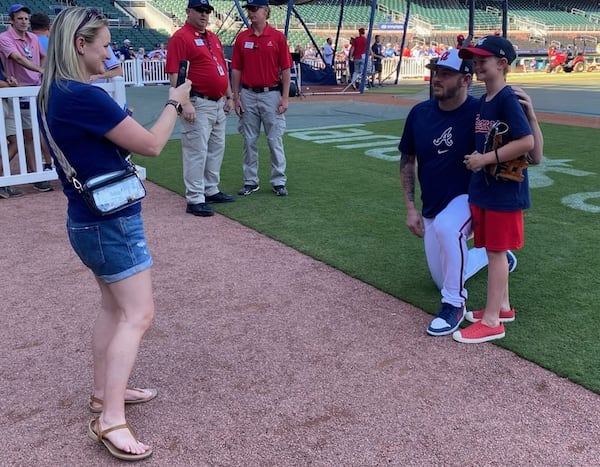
[470,205,524,251]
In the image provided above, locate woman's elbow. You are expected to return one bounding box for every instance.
[145,146,162,157]
[133,142,163,157]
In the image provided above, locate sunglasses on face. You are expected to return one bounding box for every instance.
[193,7,212,14]
[246,6,261,11]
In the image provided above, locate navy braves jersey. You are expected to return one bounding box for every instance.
[470,85,533,211]
[399,96,479,218]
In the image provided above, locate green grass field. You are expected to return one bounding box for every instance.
[134,119,600,394]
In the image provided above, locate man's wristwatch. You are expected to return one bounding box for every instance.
[165,99,183,115]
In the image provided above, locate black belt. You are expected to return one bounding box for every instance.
[242,84,281,93]
[190,90,221,102]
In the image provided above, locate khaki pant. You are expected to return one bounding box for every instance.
[238,88,287,187]
[180,97,227,204]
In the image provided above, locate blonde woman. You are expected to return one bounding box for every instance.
[37,7,190,461]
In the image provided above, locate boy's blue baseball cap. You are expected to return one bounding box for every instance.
[459,35,517,64]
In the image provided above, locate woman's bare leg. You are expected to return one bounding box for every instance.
[92,269,154,455]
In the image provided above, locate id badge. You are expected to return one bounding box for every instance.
[216,64,225,76]
[244,41,254,49]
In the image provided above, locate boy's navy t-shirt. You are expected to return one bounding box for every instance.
[470,85,533,212]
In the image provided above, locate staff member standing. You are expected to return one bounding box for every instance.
[166,0,235,216]
[231,0,292,197]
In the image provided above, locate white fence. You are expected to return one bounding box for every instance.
[303,56,430,84]
[1,59,427,189]
[0,77,127,189]
[294,56,429,84]
[122,59,170,86]
[120,56,430,87]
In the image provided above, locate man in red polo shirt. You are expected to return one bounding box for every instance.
[349,27,367,88]
[230,0,292,197]
[166,0,234,217]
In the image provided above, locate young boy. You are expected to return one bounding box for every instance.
[453,35,540,343]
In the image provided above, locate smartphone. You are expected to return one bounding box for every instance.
[176,60,190,87]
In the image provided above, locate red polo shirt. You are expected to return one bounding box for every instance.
[352,35,367,58]
[230,23,292,88]
[165,22,229,98]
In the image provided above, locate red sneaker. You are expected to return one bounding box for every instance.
[452,321,505,344]
[465,308,515,323]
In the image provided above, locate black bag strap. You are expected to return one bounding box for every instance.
[40,111,134,193]
[40,111,83,191]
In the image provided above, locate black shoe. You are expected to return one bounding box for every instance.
[0,186,24,198]
[238,185,259,196]
[33,181,53,192]
[272,185,288,196]
[205,192,235,203]
[186,202,214,217]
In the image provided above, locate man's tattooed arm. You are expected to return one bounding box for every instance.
[400,153,417,204]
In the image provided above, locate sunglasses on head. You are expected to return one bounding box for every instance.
[75,8,105,35]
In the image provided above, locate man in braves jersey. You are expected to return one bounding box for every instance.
[166,0,234,217]
[231,0,292,197]
[398,49,541,337]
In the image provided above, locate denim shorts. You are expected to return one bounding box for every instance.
[67,213,153,283]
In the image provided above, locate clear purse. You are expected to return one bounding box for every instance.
[41,111,145,216]
[78,162,146,216]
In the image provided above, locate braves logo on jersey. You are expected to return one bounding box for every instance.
[433,127,453,154]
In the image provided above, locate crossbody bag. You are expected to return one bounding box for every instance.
[40,112,146,216]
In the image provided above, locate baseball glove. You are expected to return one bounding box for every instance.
[485,120,528,183]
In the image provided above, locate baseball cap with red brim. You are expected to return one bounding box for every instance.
[458,35,517,64]
[426,49,473,74]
